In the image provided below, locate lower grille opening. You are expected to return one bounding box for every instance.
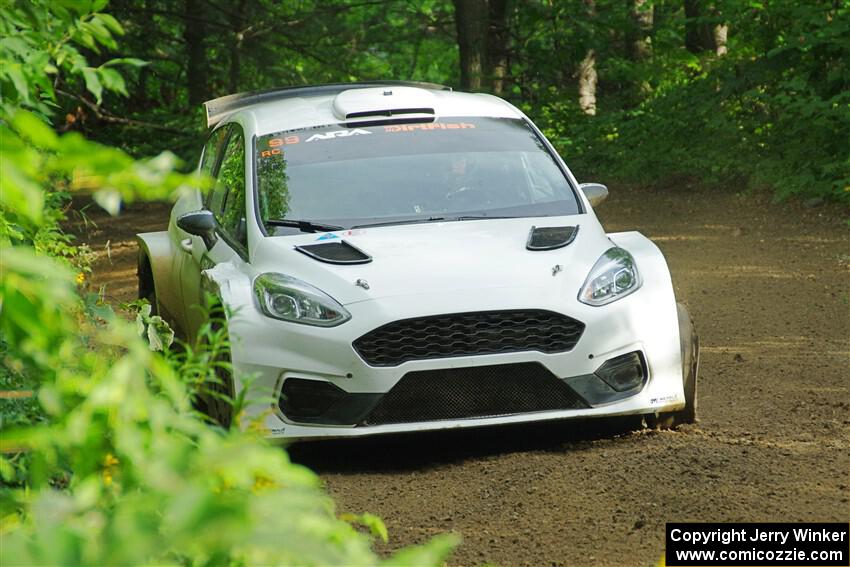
[362,362,588,426]
[279,378,382,425]
[280,378,346,420]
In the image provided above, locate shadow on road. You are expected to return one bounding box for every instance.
[287,417,643,473]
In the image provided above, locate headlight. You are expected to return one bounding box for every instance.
[578,247,641,306]
[253,273,351,326]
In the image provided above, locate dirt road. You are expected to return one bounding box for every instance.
[72,185,850,566]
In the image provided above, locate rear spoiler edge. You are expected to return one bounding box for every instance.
[203,81,451,129]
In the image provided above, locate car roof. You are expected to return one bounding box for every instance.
[204,82,524,136]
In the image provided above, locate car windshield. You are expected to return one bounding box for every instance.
[255,117,580,234]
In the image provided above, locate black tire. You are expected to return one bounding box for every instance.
[195,299,235,429]
[138,253,232,427]
[646,303,699,429]
[137,252,158,315]
[600,414,645,436]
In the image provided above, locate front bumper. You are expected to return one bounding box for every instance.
[277,351,648,426]
[226,276,686,441]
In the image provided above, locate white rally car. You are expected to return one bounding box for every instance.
[137,81,698,440]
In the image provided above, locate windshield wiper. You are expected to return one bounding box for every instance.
[352,216,446,229]
[266,219,345,233]
[352,215,524,228]
[454,215,521,221]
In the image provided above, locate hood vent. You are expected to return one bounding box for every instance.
[295,240,372,264]
[526,226,579,251]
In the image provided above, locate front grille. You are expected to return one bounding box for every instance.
[353,309,584,367]
[362,362,588,425]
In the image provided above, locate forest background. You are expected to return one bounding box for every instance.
[61,0,850,203]
[0,1,847,565]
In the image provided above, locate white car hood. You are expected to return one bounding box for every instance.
[254,216,610,306]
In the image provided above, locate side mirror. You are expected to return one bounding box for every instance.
[579,182,609,207]
[177,210,218,250]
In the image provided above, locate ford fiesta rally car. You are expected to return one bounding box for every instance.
[136,81,698,440]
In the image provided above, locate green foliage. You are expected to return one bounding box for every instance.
[89,0,849,204]
[161,295,245,430]
[0,0,144,117]
[257,152,291,222]
[134,301,175,352]
[216,129,247,237]
[1,111,197,240]
[3,0,845,558]
[0,248,414,565]
[0,337,44,431]
[1,237,458,565]
[536,0,850,204]
[0,2,457,565]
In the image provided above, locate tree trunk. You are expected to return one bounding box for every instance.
[132,0,155,109]
[183,0,209,105]
[453,0,489,91]
[578,0,597,115]
[486,0,510,95]
[713,23,728,56]
[627,0,653,61]
[684,0,716,54]
[578,49,597,116]
[229,0,248,93]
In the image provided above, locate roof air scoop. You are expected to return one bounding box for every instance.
[333,86,436,122]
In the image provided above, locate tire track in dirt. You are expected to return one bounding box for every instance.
[71,186,850,566]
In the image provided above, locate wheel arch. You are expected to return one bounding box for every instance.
[136,231,174,312]
[607,230,686,412]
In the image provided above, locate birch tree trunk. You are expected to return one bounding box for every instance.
[578,0,597,115]
[578,49,598,115]
[714,23,728,56]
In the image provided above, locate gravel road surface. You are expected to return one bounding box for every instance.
[73,184,850,566]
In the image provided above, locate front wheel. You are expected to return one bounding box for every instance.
[194,299,235,429]
[646,303,699,429]
[137,252,158,315]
